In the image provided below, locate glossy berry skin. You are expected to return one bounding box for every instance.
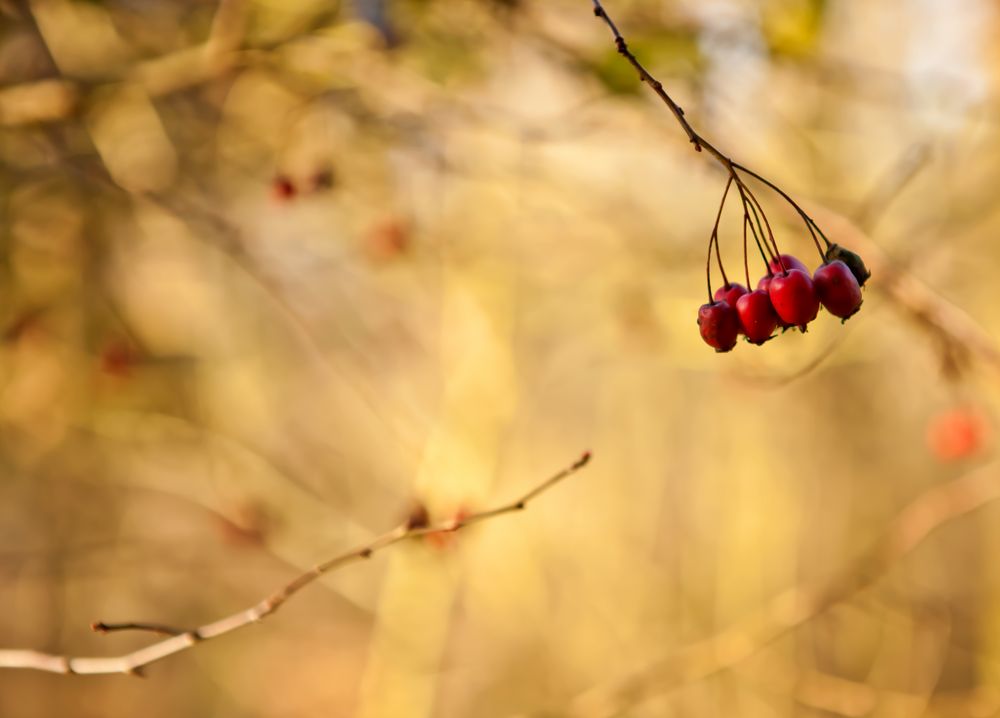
[697,301,740,353]
[768,269,819,329]
[713,282,748,309]
[757,275,794,329]
[736,290,779,345]
[813,260,863,319]
[768,254,809,276]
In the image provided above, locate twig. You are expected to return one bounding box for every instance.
[91,622,187,637]
[558,461,1000,718]
[589,1,828,247]
[0,452,591,676]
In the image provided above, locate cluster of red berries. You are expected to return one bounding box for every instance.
[698,244,870,352]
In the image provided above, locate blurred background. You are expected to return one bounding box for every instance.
[2,0,1000,716]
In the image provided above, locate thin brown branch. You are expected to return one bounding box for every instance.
[589,0,834,273]
[91,622,187,637]
[590,0,723,161]
[558,461,1000,718]
[0,452,591,676]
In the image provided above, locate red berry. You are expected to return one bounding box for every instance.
[713,282,748,308]
[768,254,809,276]
[768,269,819,329]
[697,301,739,352]
[736,290,779,344]
[813,260,863,319]
[271,175,296,201]
[757,275,794,330]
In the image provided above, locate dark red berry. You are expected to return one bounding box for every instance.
[736,290,779,345]
[813,260,863,319]
[713,282,748,308]
[768,269,819,329]
[768,254,809,276]
[825,243,871,287]
[697,301,739,352]
[271,175,296,201]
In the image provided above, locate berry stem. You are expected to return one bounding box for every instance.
[733,163,831,258]
[711,176,734,288]
[589,0,832,264]
[738,179,783,268]
[742,216,752,289]
[735,183,774,273]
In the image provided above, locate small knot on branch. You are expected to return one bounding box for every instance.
[359,547,373,559]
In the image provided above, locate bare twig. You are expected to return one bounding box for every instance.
[91,622,187,637]
[589,0,831,258]
[558,461,1000,718]
[0,452,591,676]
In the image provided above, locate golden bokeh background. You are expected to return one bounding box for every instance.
[2,0,1000,716]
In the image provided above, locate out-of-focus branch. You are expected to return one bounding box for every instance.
[1,0,248,127]
[807,204,1000,374]
[0,452,591,676]
[555,461,1000,718]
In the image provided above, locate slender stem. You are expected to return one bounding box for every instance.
[590,0,830,261]
[736,177,781,263]
[735,183,772,272]
[742,216,752,289]
[0,452,591,676]
[706,176,734,297]
[92,622,187,637]
[732,162,831,256]
[740,184,777,263]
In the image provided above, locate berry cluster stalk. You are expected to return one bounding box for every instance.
[590,0,832,277]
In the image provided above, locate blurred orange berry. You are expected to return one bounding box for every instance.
[365,217,410,262]
[926,407,990,462]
